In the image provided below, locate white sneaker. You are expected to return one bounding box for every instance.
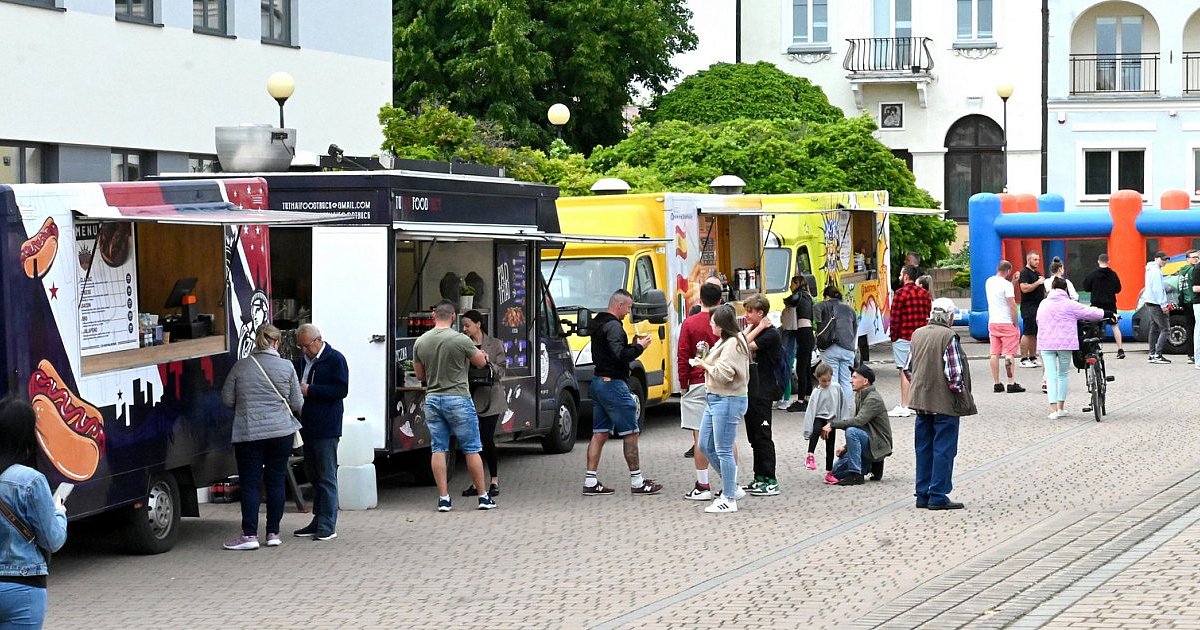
[773,400,790,410]
[1057,410,1069,418]
[704,497,738,513]
[683,485,713,501]
[715,487,747,500]
[888,405,907,417]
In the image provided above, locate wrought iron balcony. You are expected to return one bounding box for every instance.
[1186,53,1200,95]
[843,37,934,74]
[1069,53,1159,95]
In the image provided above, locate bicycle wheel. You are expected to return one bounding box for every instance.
[1088,365,1102,422]
[1097,360,1107,417]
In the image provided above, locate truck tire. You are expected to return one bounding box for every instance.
[542,393,577,454]
[123,472,181,555]
[1165,310,1192,355]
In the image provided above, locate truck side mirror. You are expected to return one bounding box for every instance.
[563,307,592,336]
[802,272,818,297]
[632,289,668,325]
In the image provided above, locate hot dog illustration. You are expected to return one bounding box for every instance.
[20,217,59,279]
[28,360,104,481]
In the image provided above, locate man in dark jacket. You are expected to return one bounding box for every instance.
[292,323,349,540]
[1081,253,1125,358]
[582,289,661,496]
[905,298,977,510]
[823,364,893,486]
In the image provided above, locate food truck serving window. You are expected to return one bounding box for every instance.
[79,221,230,374]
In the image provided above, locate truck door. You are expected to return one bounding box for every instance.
[311,226,389,449]
[632,254,668,403]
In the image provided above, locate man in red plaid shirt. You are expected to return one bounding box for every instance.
[888,265,931,417]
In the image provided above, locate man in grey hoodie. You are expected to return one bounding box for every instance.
[1143,251,1171,364]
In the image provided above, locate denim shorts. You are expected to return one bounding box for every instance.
[424,394,483,454]
[590,377,639,436]
[891,339,911,369]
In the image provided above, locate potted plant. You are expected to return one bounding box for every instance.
[399,359,419,388]
[459,282,475,311]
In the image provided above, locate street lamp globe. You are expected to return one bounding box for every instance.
[267,71,295,128]
[995,82,1014,101]
[547,103,570,126]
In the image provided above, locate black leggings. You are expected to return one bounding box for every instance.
[796,327,815,398]
[479,414,500,478]
[806,417,836,471]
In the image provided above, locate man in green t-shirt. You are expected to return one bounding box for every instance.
[414,300,496,512]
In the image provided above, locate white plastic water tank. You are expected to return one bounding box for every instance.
[337,417,374,466]
[337,464,378,510]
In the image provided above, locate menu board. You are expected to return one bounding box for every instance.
[495,242,530,374]
[77,222,139,356]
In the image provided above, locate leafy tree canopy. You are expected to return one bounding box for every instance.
[392,0,696,152]
[644,62,844,125]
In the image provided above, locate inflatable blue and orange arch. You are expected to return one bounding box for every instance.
[968,189,1197,340]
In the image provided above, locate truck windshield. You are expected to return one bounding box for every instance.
[763,247,791,293]
[540,257,630,312]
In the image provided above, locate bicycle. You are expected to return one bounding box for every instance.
[1076,317,1117,422]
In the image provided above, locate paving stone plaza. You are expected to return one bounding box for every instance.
[47,340,1200,629]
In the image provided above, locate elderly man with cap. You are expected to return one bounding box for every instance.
[905,297,977,510]
[821,364,892,486]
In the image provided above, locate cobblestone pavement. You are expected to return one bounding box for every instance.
[42,340,1200,629]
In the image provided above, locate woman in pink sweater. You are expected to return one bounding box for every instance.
[1036,277,1105,418]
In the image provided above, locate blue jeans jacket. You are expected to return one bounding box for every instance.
[0,465,67,577]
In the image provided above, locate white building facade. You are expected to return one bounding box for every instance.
[0,0,391,184]
[1048,1,1200,208]
[740,0,1043,222]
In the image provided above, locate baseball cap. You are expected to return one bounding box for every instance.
[931,297,957,314]
[852,364,876,384]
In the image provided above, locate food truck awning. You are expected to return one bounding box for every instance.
[393,221,555,241]
[72,202,344,225]
[734,205,946,216]
[542,233,671,245]
[698,207,776,217]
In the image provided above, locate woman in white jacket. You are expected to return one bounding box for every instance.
[693,305,750,514]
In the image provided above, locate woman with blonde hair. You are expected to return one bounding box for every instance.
[220,325,303,550]
[693,304,750,513]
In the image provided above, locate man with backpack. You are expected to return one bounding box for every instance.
[742,294,785,497]
[814,285,858,403]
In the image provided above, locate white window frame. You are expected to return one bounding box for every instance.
[1188,145,1200,201]
[954,0,996,48]
[782,0,831,54]
[1076,142,1151,203]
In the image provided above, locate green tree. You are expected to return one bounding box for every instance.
[392,0,696,151]
[644,62,844,125]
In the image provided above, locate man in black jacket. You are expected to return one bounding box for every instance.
[1081,253,1125,359]
[582,290,661,496]
[743,294,783,496]
[292,323,349,541]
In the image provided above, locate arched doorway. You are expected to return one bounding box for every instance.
[944,114,1005,222]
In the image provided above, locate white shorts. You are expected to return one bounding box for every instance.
[679,383,707,431]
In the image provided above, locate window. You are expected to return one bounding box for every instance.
[194,0,227,35]
[111,150,145,182]
[633,256,656,300]
[790,0,828,48]
[1193,148,1200,196]
[189,155,218,173]
[763,248,791,294]
[2,1,60,9]
[944,115,1004,221]
[115,0,155,24]
[261,0,292,45]
[1083,149,1145,197]
[956,0,993,42]
[0,143,44,185]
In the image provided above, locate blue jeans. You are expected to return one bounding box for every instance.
[0,582,47,628]
[590,377,639,436]
[698,393,748,499]
[234,434,292,537]
[832,426,871,477]
[914,412,960,507]
[780,330,798,399]
[1040,350,1072,404]
[822,344,855,403]
[302,437,339,536]
[424,394,483,453]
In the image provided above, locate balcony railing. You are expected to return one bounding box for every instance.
[1185,53,1200,95]
[844,37,934,74]
[1069,53,1159,95]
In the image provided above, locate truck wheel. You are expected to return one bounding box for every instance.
[1165,310,1192,355]
[123,472,181,555]
[628,374,646,430]
[542,393,577,454]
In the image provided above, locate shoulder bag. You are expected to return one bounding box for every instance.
[250,356,304,450]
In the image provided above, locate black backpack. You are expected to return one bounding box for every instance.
[815,316,838,351]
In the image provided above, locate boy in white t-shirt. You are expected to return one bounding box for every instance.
[985,260,1026,393]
